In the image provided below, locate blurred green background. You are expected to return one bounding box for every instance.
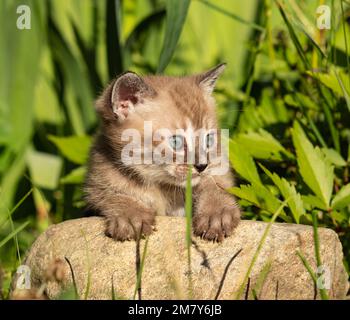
[0,0,350,298]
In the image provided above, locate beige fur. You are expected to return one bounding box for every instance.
[85,64,240,241]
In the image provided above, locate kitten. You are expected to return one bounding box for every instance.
[84,64,240,242]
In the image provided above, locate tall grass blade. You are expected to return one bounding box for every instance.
[106,0,123,78]
[0,221,30,249]
[133,236,150,300]
[199,0,265,32]
[0,188,33,229]
[340,0,350,79]
[276,0,310,69]
[311,211,329,300]
[185,166,193,299]
[234,198,289,299]
[64,256,80,300]
[157,0,191,73]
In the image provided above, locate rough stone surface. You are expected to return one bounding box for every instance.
[11,217,349,300]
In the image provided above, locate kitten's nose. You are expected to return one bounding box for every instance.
[194,164,208,173]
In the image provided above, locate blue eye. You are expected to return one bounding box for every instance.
[169,135,184,151]
[205,133,215,149]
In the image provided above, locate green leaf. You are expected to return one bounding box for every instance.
[330,210,348,224]
[292,122,334,208]
[259,164,305,223]
[229,183,284,216]
[229,140,261,184]
[306,69,350,98]
[331,184,350,210]
[27,149,63,190]
[321,148,347,167]
[235,129,294,161]
[284,93,319,111]
[157,0,191,72]
[302,195,327,211]
[48,135,92,165]
[60,166,87,185]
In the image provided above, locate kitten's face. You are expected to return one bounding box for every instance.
[96,64,227,187]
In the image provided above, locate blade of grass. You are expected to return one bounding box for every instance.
[185,165,193,299]
[334,68,350,112]
[276,0,310,70]
[133,236,150,300]
[265,0,280,93]
[106,0,123,78]
[64,256,79,300]
[70,18,102,95]
[234,198,289,299]
[285,82,327,148]
[296,250,318,283]
[340,0,350,81]
[124,9,166,52]
[0,188,33,229]
[47,10,95,133]
[311,211,329,300]
[250,259,272,299]
[0,221,30,249]
[111,274,116,300]
[80,230,91,300]
[157,0,191,73]
[7,210,21,264]
[198,0,265,32]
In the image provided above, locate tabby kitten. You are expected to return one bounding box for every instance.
[84,64,240,242]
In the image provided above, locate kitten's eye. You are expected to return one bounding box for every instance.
[205,133,215,149]
[169,135,184,151]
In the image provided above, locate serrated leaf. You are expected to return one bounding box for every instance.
[48,135,92,165]
[60,166,86,185]
[306,69,350,98]
[331,184,350,210]
[330,210,348,223]
[229,140,261,184]
[321,148,347,167]
[302,194,327,211]
[284,93,319,110]
[229,183,283,215]
[259,164,305,223]
[26,149,63,190]
[292,122,334,208]
[235,129,294,161]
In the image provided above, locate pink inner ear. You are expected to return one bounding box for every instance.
[118,84,139,105]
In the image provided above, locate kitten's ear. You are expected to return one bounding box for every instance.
[96,71,156,121]
[196,63,226,95]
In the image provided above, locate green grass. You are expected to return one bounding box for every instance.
[185,165,193,299]
[234,199,289,300]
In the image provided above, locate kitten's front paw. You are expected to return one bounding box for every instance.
[193,206,240,242]
[105,210,156,241]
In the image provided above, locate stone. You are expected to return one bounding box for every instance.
[11,217,349,300]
